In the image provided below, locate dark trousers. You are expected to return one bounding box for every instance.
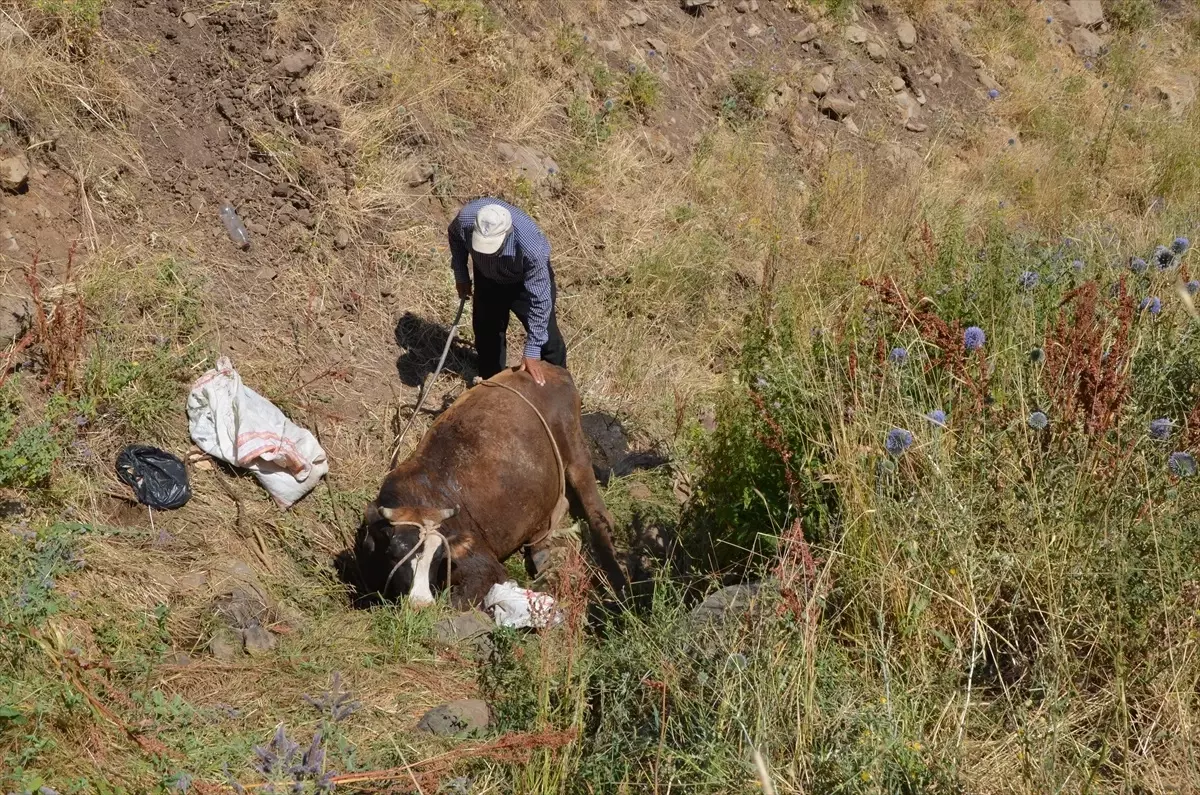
[473,265,566,379]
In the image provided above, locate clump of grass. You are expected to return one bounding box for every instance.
[719,67,776,127]
[622,65,661,121]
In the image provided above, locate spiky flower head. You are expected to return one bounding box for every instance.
[1130,257,1148,274]
[1018,270,1040,289]
[1028,411,1049,430]
[964,326,986,351]
[926,409,947,426]
[1154,245,1175,269]
[888,347,909,365]
[1171,236,1190,255]
[1149,418,1173,440]
[1140,296,1162,315]
[1029,347,1045,363]
[1168,452,1197,477]
[885,428,914,456]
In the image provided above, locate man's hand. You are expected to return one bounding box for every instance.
[520,357,548,386]
[456,281,473,300]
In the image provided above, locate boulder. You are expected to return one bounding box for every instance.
[807,72,831,97]
[1068,27,1103,58]
[896,17,917,49]
[0,153,29,194]
[242,624,276,656]
[433,610,495,656]
[867,41,886,62]
[819,95,856,120]
[417,699,491,736]
[844,25,869,44]
[794,23,818,44]
[1068,0,1104,27]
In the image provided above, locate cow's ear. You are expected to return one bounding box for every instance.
[364,501,382,526]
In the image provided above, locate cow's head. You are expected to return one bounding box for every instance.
[356,502,457,608]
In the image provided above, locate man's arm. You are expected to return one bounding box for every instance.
[447,214,471,285]
[521,252,552,360]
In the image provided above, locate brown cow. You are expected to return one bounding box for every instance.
[355,364,628,608]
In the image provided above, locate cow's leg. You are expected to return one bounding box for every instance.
[450,551,509,610]
[562,423,629,598]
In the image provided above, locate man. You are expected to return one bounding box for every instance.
[448,197,566,386]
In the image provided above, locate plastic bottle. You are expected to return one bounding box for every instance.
[218,202,250,250]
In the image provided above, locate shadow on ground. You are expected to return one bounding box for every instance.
[393,310,476,389]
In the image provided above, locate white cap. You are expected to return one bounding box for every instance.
[471,204,512,255]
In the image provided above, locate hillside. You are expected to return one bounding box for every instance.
[3,0,1200,792]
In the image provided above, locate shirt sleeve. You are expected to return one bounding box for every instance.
[448,214,471,284]
[521,249,553,359]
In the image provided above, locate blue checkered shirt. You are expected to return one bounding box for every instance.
[448,197,554,359]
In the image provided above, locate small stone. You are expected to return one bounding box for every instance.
[209,629,241,661]
[750,0,758,9]
[858,89,868,101]
[867,41,886,62]
[181,11,198,27]
[891,75,906,91]
[844,25,869,44]
[1153,74,1197,117]
[689,584,764,629]
[433,611,495,656]
[930,73,943,86]
[843,117,860,134]
[795,23,818,44]
[905,119,928,132]
[0,154,29,194]
[646,37,668,55]
[417,699,491,737]
[1068,27,1103,58]
[975,68,1001,92]
[819,95,856,119]
[190,193,206,214]
[242,625,276,656]
[746,23,762,37]
[619,8,649,27]
[280,50,316,76]
[599,38,621,53]
[407,163,435,186]
[735,0,749,11]
[896,17,916,49]
[915,88,927,105]
[1068,0,1104,27]
[333,228,351,249]
[627,482,654,502]
[808,72,831,96]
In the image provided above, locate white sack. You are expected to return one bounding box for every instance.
[187,356,329,508]
[485,581,564,629]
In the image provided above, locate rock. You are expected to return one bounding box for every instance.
[1,230,17,253]
[763,83,796,115]
[209,628,241,661]
[619,8,648,27]
[689,584,765,630]
[975,68,1001,92]
[746,23,762,37]
[407,163,435,186]
[1068,27,1103,58]
[819,94,855,119]
[735,0,749,11]
[896,17,916,49]
[417,699,490,737]
[1068,0,1103,27]
[627,482,654,502]
[496,142,559,186]
[1049,1,1080,27]
[930,72,943,87]
[433,611,495,656]
[0,293,30,347]
[808,72,831,96]
[894,91,919,120]
[1153,74,1197,117]
[642,129,674,162]
[181,11,198,27]
[905,119,928,132]
[891,75,906,91]
[844,25,869,44]
[646,37,668,55]
[795,23,818,44]
[280,50,316,76]
[333,228,351,249]
[843,117,860,134]
[867,40,886,62]
[599,37,621,53]
[0,154,29,194]
[242,625,276,656]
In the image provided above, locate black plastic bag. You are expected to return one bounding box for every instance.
[115,445,192,510]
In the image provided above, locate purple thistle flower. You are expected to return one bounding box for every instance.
[885,428,914,456]
[1072,259,1085,272]
[1018,270,1040,289]
[1149,418,1173,440]
[1168,452,1197,477]
[1028,411,1049,430]
[964,326,986,351]
[1187,280,1200,295]
[169,773,193,793]
[1172,236,1190,255]
[926,410,947,427]
[888,347,909,365]
[988,88,1000,99]
[1154,244,1175,269]
[1140,296,1162,315]
[1130,257,1147,274]
[603,98,615,112]
[1029,347,1045,363]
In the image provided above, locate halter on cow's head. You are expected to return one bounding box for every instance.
[357,502,457,607]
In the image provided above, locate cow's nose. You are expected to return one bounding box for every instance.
[409,595,434,610]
